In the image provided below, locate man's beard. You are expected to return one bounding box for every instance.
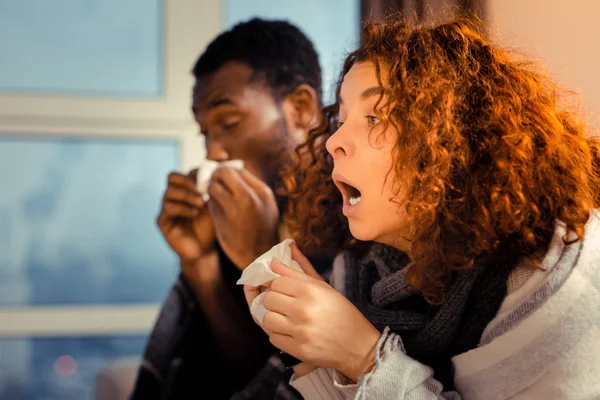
[263,117,297,214]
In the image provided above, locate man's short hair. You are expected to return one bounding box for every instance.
[192,18,322,102]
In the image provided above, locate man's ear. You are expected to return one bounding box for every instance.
[284,84,320,130]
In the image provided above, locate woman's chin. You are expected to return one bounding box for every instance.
[348,223,378,242]
[349,223,407,249]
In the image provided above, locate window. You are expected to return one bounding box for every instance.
[0,1,214,397]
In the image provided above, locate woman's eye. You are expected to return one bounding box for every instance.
[366,115,380,126]
[335,120,345,130]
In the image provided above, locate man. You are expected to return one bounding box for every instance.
[130,18,327,400]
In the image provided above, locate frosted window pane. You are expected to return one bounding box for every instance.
[0,336,146,399]
[0,0,162,96]
[0,136,179,305]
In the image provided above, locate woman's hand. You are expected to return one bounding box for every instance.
[261,244,381,381]
[242,243,325,332]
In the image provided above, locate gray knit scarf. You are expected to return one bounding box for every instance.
[344,243,517,389]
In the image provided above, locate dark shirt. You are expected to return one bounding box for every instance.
[130,244,332,400]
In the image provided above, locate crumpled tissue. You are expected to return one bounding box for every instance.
[237,239,304,325]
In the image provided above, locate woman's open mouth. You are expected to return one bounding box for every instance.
[341,181,362,206]
[332,173,363,207]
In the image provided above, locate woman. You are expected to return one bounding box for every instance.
[244,15,600,399]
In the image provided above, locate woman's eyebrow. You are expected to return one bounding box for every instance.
[361,86,388,100]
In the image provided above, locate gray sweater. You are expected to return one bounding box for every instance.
[291,211,600,399]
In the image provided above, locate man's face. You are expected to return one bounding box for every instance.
[192,61,298,189]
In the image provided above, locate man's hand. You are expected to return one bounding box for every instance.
[158,171,275,381]
[156,170,217,268]
[207,167,280,270]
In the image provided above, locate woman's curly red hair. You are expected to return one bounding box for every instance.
[282,15,600,302]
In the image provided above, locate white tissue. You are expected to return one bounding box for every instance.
[196,159,244,201]
[237,239,305,325]
[237,239,303,285]
[250,292,269,325]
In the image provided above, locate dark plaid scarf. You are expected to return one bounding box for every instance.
[344,243,518,389]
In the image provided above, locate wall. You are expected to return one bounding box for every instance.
[487,0,600,126]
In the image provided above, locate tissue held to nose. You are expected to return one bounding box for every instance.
[196,159,244,201]
[237,239,304,325]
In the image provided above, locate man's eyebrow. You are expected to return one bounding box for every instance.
[207,97,235,110]
[191,96,236,116]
